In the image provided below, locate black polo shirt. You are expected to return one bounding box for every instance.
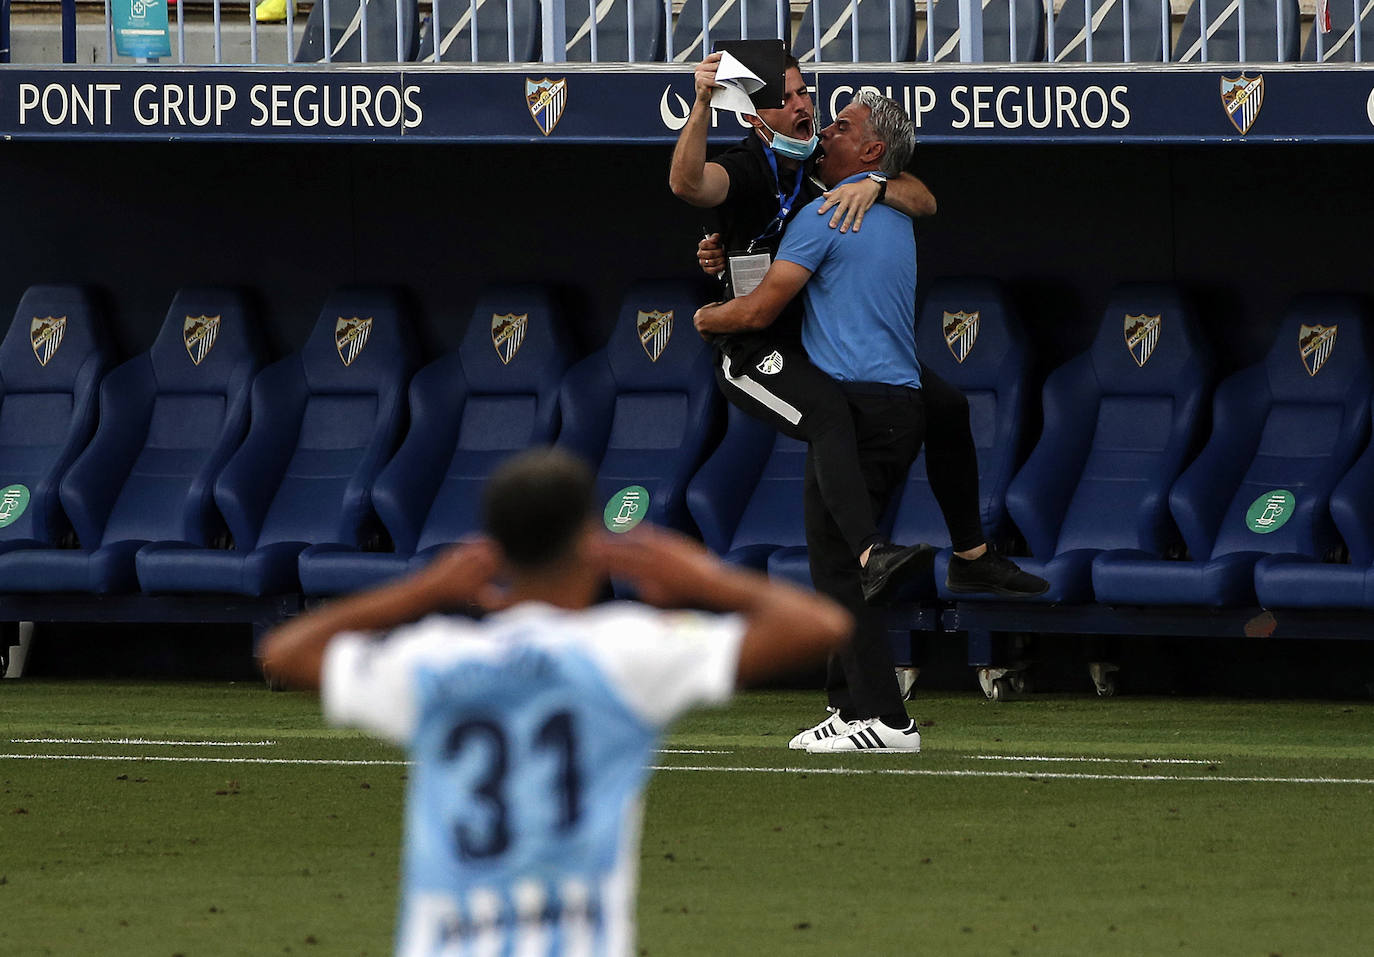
[712,132,825,260]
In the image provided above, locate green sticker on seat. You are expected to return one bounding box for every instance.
[1246,489,1295,534]
[0,484,30,529]
[604,485,649,534]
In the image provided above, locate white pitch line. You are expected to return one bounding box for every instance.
[11,738,277,747]
[967,754,1218,766]
[656,749,733,755]
[0,753,407,766]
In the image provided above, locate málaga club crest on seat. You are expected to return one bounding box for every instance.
[942,310,979,363]
[30,316,66,367]
[1125,313,1162,367]
[637,310,673,362]
[526,78,568,137]
[1220,74,1264,136]
[335,317,374,367]
[1298,324,1336,377]
[492,313,529,365]
[184,315,222,366]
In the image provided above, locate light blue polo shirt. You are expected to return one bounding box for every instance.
[775,172,921,389]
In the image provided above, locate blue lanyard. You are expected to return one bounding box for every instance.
[747,147,805,254]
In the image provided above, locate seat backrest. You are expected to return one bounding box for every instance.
[670,0,791,61]
[1175,0,1300,62]
[296,0,420,62]
[416,0,541,61]
[252,288,418,548]
[558,279,720,534]
[1051,0,1168,61]
[564,0,666,61]
[794,0,917,61]
[890,279,1030,548]
[1327,395,1374,566]
[374,285,574,554]
[88,289,265,549]
[1183,297,1371,562]
[1302,0,1374,61]
[1007,284,1213,559]
[0,285,111,545]
[918,0,1045,62]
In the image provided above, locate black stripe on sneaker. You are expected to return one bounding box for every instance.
[864,727,885,749]
[846,732,868,749]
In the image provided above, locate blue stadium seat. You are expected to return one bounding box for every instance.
[557,279,720,539]
[297,0,420,62]
[564,0,666,61]
[298,284,573,596]
[1253,395,1374,609]
[1093,296,1372,607]
[947,285,1212,604]
[137,288,418,597]
[1051,0,1169,61]
[670,0,791,61]
[1301,1,1374,61]
[416,0,540,61]
[794,0,917,62]
[892,279,1031,598]
[0,290,264,594]
[0,286,111,554]
[1174,0,1300,62]
[918,0,1045,62]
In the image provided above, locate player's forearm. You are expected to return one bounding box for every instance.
[886,173,936,218]
[668,100,717,206]
[694,296,774,334]
[711,567,853,685]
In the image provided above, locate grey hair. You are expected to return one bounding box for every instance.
[852,90,915,176]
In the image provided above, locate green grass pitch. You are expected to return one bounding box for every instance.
[2,680,1372,956]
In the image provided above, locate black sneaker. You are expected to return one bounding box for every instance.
[946,550,1050,597]
[860,542,936,604]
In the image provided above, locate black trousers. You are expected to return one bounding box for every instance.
[805,386,925,718]
[713,338,985,555]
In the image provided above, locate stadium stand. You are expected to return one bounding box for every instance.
[1174,0,1301,62]
[0,286,111,554]
[136,287,418,597]
[564,0,666,61]
[1050,0,1170,62]
[794,0,918,62]
[296,0,420,62]
[0,288,263,594]
[918,0,1046,62]
[1302,0,1374,60]
[669,0,791,61]
[945,284,1212,604]
[297,284,573,595]
[416,0,541,62]
[556,279,720,540]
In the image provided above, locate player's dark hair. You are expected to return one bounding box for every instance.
[483,448,597,572]
[784,53,801,71]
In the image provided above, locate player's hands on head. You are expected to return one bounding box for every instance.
[693,53,723,103]
[594,525,723,609]
[421,537,508,610]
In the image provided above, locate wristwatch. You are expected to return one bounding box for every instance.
[867,171,888,203]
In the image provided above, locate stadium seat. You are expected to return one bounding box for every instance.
[1051,0,1169,62]
[670,0,791,61]
[0,286,111,554]
[564,0,666,61]
[918,0,1045,62]
[556,279,720,539]
[296,0,420,63]
[1253,395,1374,609]
[794,0,917,62]
[137,288,418,597]
[891,279,1031,597]
[298,284,574,595]
[0,290,264,594]
[1301,0,1374,61]
[943,285,1211,604]
[416,0,540,62]
[1174,0,1300,62]
[1093,296,1372,607]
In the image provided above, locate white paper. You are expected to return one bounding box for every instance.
[728,252,771,298]
[710,51,767,118]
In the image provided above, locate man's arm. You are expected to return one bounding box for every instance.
[693,259,812,335]
[259,540,501,691]
[668,54,733,208]
[815,171,938,233]
[598,526,851,686]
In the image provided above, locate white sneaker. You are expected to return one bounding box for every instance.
[787,709,859,750]
[805,717,921,754]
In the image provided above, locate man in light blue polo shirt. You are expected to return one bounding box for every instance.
[694,91,929,753]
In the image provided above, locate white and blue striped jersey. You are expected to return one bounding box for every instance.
[321,601,744,957]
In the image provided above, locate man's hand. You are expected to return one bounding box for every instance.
[596,526,730,609]
[413,538,505,610]
[693,52,723,104]
[816,176,883,233]
[697,233,725,277]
